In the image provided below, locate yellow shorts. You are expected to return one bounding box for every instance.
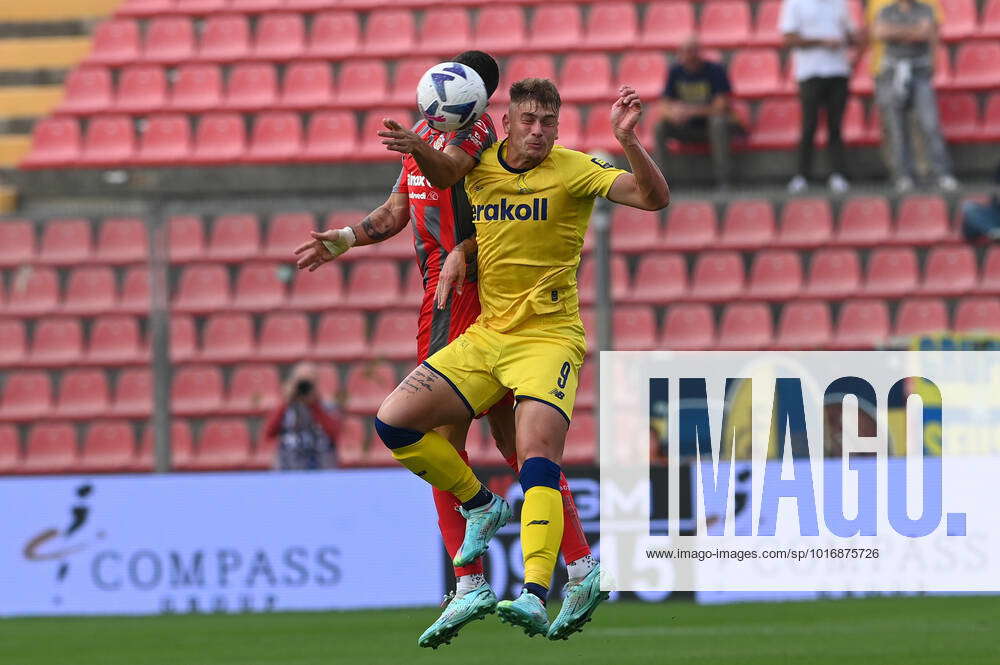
[423,320,586,423]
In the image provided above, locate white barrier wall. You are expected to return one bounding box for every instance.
[0,469,442,616]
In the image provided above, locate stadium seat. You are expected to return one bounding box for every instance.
[357,109,412,160]
[584,2,638,49]
[954,297,1000,332]
[895,298,949,337]
[175,0,227,12]
[720,199,775,249]
[343,362,396,414]
[258,312,310,361]
[865,247,919,297]
[836,196,892,246]
[136,114,192,164]
[224,63,277,111]
[327,416,365,468]
[200,312,255,361]
[80,421,137,473]
[560,53,613,103]
[80,115,136,165]
[578,255,629,305]
[661,201,718,250]
[752,0,783,46]
[233,262,285,309]
[198,14,250,62]
[63,266,117,314]
[247,111,302,162]
[192,112,246,164]
[307,11,361,59]
[207,213,260,260]
[563,412,596,465]
[690,251,744,301]
[775,301,832,349]
[717,302,773,350]
[582,104,621,153]
[751,99,800,149]
[496,55,557,104]
[748,249,803,299]
[418,8,471,55]
[629,253,688,304]
[302,110,358,161]
[226,364,280,414]
[937,93,980,142]
[0,219,35,268]
[952,42,1000,89]
[0,425,21,473]
[192,418,252,470]
[610,206,660,253]
[115,65,166,113]
[618,52,669,99]
[264,211,314,259]
[372,227,415,261]
[55,369,110,418]
[473,5,526,54]
[842,97,869,145]
[978,246,1000,293]
[894,195,949,245]
[280,61,333,109]
[137,420,194,471]
[167,215,205,262]
[96,217,148,264]
[730,49,782,97]
[344,259,401,308]
[639,2,694,48]
[0,320,26,366]
[556,104,582,150]
[88,314,143,364]
[777,198,833,248]
[172,365,224,415]
[699,1,751,48]
[111,368,151,417]
[23,424,78,474]
[39,217,92,265]
[289,262,344,309]
[30,317,83,365]
[174,264,231,312]
[169,314,196,361]
[0,371,53,420]
[660,303,716,350]
[253,13,305,60]
[832,300,890,349]
[613,305,657,351]
[528,4,582,50]
[88,19,141,66]
[922,245,977,296]
[370,310,417,360]
[314,311,369,360]
[20,117,82,168]
[120,266,150,314]
[7,266,59,315]
[338,60,389,107]
[387,58,435,107]
[363,9,415,57]
[939,0,976,40]
[982,0,1000,37]
[169,64,222,111]
[982,94,1000,140]
[143,17,195,63]
[805,248,861,298]
[58,66,112,113]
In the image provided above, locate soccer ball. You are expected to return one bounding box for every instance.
[416,62,489,133]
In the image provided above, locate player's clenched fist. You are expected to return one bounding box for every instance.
[611,85,643,139]
[293,227,356,271]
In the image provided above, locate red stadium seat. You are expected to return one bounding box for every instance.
[192,112,246,163]
[136,420,194,471]
[841,97,869,145]
[115,65,166,113]
[777,198,833,248]
[895,298,948,337]
[136,114,192,164]
[31,317,83,365]
[169,314,196,361]
[730,49,782,97]
[172,365,224,415]
[496,55,556,104]
[864,247,919,297]
[169,64,222,111]
[253,13,304,59]
[80,115,135,166]
[307,11,360,59]
[233,262,285,310]
[63,266,117,315]
[198,14,250,62]
[937,93,980,142]
[980,246,1000,293]
[207,213,261,260]
[836,196,892,246]
[832,300,890,349]
[661,303,716,350]
[314,311,369,360]
[388,58,435,107]
[201,313,254,361]
[345,259,401,308]
[281,61,333,109]
[88,19,141,65]
[613,305,657,351]
[338,60,389,107]
[699,1,751,48]
[954,297,1000,333]
[174,264,231,312]
[953,42,1000,89]
[418,8,471,55]
[120,267,150,314]
[193,418,252,470]
[289,263,344,309]
[923,245,977,296]
[0,424,20,473]
[474,6,526,54]
[258,313,310,361]
[363,9,415,57]
[610,206,660,253]
[302,110,358,161]
[752,0,783,46]
[719,199,775,248]
[805,248,861,298]
[329,416,365,468]
[247,111,302,162]
[939,0,976,40]
[23,424,78,474]
[1,371,53,420]
[344,362,397,414]
[618,52,669,99]
[982,94,1000,140]
[20,117,81,168]
[0,320,26,365]
[639,2,694,48]
[582,104,621,153]
[560,54,613,103]
[357,108,412,160]
[556,104,582,149]
[111,368,151,417]
[264,211,315,259]
[662,201,718,250]
[38,222,91,268]
[96,217,148,264]
[226,364,280,413]
[167,214,205,262]
[584,2,638,49]
[371,311,418,360]
[80,421,137,472]
[894,195,949,244]
[175,0,226,12]
[983,0,1000,37]
[143,17,195,63]
[58,67,112,113]
[529,4,582,49]
[718,302,773,350]
[7,266,59,315]
[578,255,629,305]
[56,369,110,418]
[776,301,832,349]
[0,219,35,267]
[88,315,143,364]
[224,63,277,111]
[690,251,744,301]
[748,249,803,299]
[751,99,800,149]
[563,412,596,465]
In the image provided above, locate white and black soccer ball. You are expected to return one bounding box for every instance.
[416,62,489,133]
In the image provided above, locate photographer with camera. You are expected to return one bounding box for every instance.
[263,361,342,470]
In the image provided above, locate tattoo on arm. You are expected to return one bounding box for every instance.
[355,206,405,244]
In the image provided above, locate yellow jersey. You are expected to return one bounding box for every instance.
[464,139,627,333]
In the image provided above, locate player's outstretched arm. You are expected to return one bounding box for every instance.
[605,85,671,212]
[293,193,409,271]
[378,119,477,189]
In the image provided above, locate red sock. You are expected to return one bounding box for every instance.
[433,450,484,577]
[505,454,591,565]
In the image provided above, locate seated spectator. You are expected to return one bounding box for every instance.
[264,361,342,470]
[961,162,1000,241]
[873,0,958,193]
[654,37,745,189]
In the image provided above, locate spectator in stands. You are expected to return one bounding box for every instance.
[264,361,342,470]
[961,161,1000,241]
[873,0,958,193]
[780,0,861,194]
[653,37,744,189]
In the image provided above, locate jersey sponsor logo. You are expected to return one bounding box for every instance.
[407,173,427,187]
[471,197,548,222]
[407,190,440,201]
[590,157,614,169]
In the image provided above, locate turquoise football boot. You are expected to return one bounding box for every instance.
[418,584,498,649]
[496,590,550,637]
[453,494,511,568]
[546,564,609,640]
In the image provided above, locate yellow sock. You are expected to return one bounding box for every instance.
[390,430,482,502]
[521,486,564,588]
